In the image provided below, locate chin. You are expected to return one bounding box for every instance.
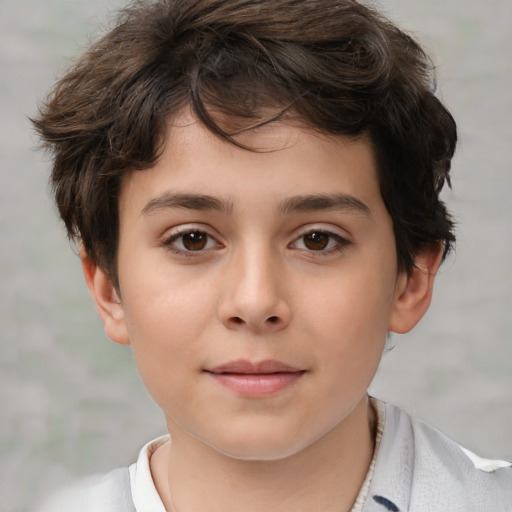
[201,428,317,462]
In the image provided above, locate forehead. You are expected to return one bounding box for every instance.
[120,110,382,217]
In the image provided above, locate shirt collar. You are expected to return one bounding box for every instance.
[362,400,412,512]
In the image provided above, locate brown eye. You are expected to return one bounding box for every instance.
[290,229,350,254]
[164,228,222,255]
[181,231,208,251]
[302,232,330,251]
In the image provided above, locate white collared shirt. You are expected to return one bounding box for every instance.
[37,399,512,512]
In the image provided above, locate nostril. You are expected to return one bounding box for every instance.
[225,315,284,329]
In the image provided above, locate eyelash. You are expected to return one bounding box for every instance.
[162,228,222,257]
[290,229,352,255]
[162,227,351,257]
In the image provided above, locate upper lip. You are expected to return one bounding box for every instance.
[207,360,303,374]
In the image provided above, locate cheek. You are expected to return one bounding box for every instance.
[122,262,218,337]
[301,269,395,375]
[119,275,216,400]
[304,270,395,336]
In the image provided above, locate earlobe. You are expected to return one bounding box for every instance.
[81,249,130,345]
[389,245,444,334]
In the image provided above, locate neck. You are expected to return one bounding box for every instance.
[151,396,376,512]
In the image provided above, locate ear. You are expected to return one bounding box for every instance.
[389,244,444,334]
[81,249,130,345]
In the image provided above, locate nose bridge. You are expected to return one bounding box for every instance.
[219,237,290,331]
[239,242,278,304]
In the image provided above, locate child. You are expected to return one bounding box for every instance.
[32,0,512,510]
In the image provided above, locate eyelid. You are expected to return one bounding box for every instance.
[289,224,353,253]
[292,223,351,241]
[163,222,211,235]
[161,224,223,255]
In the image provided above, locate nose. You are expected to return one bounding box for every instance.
[217,245,292,334]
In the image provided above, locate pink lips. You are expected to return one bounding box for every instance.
[206,360,305,397]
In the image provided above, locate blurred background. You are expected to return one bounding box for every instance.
[0,0,510,510]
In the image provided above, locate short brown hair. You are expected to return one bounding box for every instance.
[32,0,457,284]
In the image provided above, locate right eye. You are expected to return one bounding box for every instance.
[289,229,351,254]
[164,229,220,253]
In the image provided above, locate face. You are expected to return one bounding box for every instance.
[99,112,414,460]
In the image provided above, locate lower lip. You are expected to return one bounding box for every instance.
[208,372,304,397]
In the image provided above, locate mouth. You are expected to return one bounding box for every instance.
[205,360,305,397]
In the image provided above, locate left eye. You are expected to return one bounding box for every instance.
[166,230,218,252]
[292,231,347,252]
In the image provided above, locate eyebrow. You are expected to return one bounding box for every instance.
[279,193,370,216]
[141,192,370,217]
[141,193,234,215]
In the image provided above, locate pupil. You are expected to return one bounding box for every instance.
[304,232,329,250]
[183,231,207,251]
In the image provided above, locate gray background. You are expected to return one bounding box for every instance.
[0,0,510,511]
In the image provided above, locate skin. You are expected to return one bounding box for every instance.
[83,110,441,512]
